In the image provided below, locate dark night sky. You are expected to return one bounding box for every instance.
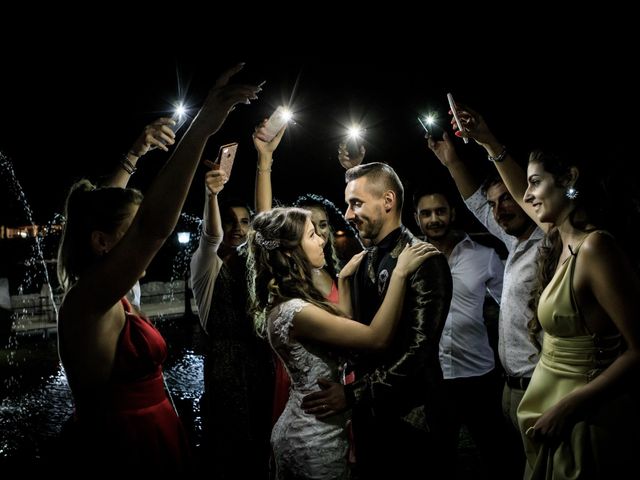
[2,45,638,230]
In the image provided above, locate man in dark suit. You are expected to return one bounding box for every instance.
[302,162,452,478]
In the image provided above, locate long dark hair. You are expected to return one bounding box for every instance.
[526,146,635,350]
[57,179,143,291]
[247,207,342,335]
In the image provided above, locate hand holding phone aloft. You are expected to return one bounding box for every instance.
[151,105,189,151]
[262,106,290,142]
[417,114,445,141]
[170,108,189,133]
[203,142,238,179]
[447,93,468,144]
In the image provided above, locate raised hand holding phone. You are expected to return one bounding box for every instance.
[204,142,238,179]
[169,104,189,134]
[447,93,468,144]
[148,105,189,151]
[262,106,291,142]
[417,114,445,141]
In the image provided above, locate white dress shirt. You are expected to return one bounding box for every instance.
[439,234,504,379]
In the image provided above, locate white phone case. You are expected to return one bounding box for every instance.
[447,93,468,144]
[262,106,288,142]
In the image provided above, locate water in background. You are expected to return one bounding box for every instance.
[0,316,205,470]
[1,150,206,471]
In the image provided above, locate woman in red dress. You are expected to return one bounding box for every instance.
[56,64,260,473]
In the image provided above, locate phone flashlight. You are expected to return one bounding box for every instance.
[347,125,363,140]
[418,114,436,135]
[263,106,292,142]
[171,103,189,133]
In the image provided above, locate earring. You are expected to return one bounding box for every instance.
[565,186,579,200]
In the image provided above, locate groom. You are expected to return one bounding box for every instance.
[303,162,452,478]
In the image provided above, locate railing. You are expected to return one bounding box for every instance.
[10,293,61,328]
[7,281,196,336]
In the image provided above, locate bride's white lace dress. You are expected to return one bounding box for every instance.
[268,298,349,480]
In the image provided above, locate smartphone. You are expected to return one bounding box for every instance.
[446,93,468,144]
[418,115,444,141]
[170,110,189,133]
[262,106,289,142]
[154,108,189,149]
[213,142,238,177]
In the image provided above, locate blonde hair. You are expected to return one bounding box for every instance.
[57,179,142,291]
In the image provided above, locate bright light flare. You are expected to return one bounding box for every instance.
[280,108,293,122]
[171,102,189,132]
[175,103,187,118]
[347,125,363,140]
[418,113,437,134]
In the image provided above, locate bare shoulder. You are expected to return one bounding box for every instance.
[579,231,620,261]
[577,231,634,287]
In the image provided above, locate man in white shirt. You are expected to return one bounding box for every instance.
[414,187,507,477]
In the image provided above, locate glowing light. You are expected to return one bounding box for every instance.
[171,102,189,133]
[263,106,293,141]
[347,126,362,140]
[177,232,191,244]
[280,108,293,122]
[175,103,186,117]
[417,114,438,135]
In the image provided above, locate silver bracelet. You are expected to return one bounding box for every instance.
[120,154,137,174]
[487,146,508,163]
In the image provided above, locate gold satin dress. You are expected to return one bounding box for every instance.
[517,232,639,479]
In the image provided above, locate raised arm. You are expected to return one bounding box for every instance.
[202,168,228,237]
[453,105,548,231]
[427,132,481,199]
[104,117,176,188]
[83,64,261,312]
[427,131,514,247]
[253,120,286,212]
[190,168,228,332]
[293,244,439,350]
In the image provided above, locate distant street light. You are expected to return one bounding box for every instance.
[177,231,194,320]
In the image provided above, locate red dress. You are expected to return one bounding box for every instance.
[271,281,339,424]
[67,298,191,472]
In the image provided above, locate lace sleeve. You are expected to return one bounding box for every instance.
[270,298,309,345]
